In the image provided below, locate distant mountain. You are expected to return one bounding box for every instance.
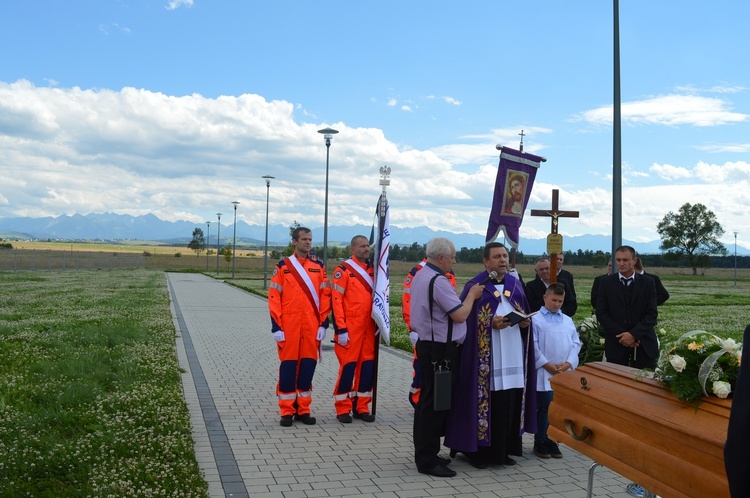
[1,212,746,255]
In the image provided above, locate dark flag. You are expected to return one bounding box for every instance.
[485,146,543,249]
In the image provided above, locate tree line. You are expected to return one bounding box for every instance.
[186,203,744,272]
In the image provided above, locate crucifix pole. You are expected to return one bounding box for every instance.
[530,189,579,283]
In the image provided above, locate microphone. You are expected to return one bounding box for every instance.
[479,271,499,285]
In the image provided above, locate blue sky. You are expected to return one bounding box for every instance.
[1,0,748,250]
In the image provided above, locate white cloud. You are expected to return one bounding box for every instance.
[650,160,750,183]
[575,94,748,127]
[694,143,750,153]
[649,163,692,180]
[386,98,397,107]
[166,0,194,10]
[401,105,412,112]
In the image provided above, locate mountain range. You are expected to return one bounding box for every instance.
[1,212,746,255]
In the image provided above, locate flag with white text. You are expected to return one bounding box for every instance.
[371,194,390,345]
[485,146,543,249]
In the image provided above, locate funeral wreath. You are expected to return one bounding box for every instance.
[654,330,742,405]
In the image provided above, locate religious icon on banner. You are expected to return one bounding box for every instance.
[503,170,529,217]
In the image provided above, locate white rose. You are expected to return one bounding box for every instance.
[669,355,687,373]
[721,338,738,351]
[712,381,731,399]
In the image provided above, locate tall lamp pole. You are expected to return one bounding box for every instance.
[262,175,275,289]
[231,201,240,279]
[216,212,222,275]
[735,231,738,287]
[317,127,339,270]
[205,221,211,271]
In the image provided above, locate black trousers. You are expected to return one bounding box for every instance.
[413,340,455,470]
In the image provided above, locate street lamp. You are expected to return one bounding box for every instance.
[205,221,211,272]
[216,212,222,275]
[734,231,738,287]
[317,126,339,269]
[231,201,240,278]
[262,175,275,289]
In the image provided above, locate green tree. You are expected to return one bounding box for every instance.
[657,203,727,275]
[221,243,233,268]
[187,228,205,256]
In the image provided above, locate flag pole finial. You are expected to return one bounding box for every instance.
[379,165,391,200]
[519,129,525,152]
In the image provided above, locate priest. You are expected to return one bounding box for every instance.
[444,242,537,468]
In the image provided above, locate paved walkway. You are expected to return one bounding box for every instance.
[166,273,635,498]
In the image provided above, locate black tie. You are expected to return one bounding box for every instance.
[621,277,633,286]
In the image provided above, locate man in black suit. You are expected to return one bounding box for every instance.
[525,257,576,317]
[555,253,577,314]
[634,258,669,306]
[595,246,658,369]
[725,324,750,497]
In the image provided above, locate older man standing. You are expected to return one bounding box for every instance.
[525,257,577,317]
[445,242,537,469]
[410,238,484,478]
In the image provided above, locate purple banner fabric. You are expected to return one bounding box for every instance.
[484,147,543,249]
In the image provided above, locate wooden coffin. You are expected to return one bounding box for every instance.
[548,362,730,498]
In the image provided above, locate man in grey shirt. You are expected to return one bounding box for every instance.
[410,237,484,478]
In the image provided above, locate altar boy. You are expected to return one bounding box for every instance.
[532,283,581,459]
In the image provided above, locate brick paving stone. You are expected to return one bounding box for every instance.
[168,273,649,498]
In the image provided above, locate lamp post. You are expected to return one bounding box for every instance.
[231,201,240,279]
[734,231,738,287]
[216,212,222,275]
[317,127,339,269]
[205,221,210,272]
[262,175,275,289]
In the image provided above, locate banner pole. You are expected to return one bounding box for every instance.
[371,166,391,417]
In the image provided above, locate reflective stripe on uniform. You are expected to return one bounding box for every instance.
[356,391,373,398]
[333,393,349,401]
[333,283,346,294]
[269,281,283,292]
[278,393,296,400]
[298,390,312,398]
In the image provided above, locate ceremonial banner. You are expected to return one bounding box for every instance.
[371,194,391,345]
[485,146,543,249]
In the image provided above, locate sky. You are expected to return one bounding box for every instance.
[1,0,748,251]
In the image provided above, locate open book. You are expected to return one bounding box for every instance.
[504,309,538,326]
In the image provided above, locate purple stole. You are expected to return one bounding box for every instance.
[444,271,537,452]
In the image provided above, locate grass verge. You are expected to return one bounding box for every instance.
[0,269,208,497]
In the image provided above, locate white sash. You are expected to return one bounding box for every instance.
[343,258,374,288]
[289,254,320,310]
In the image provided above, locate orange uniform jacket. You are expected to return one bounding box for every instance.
[268,255,331,416]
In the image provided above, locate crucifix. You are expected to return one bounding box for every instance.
[530,189,579,282]
[518,129,525,152]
